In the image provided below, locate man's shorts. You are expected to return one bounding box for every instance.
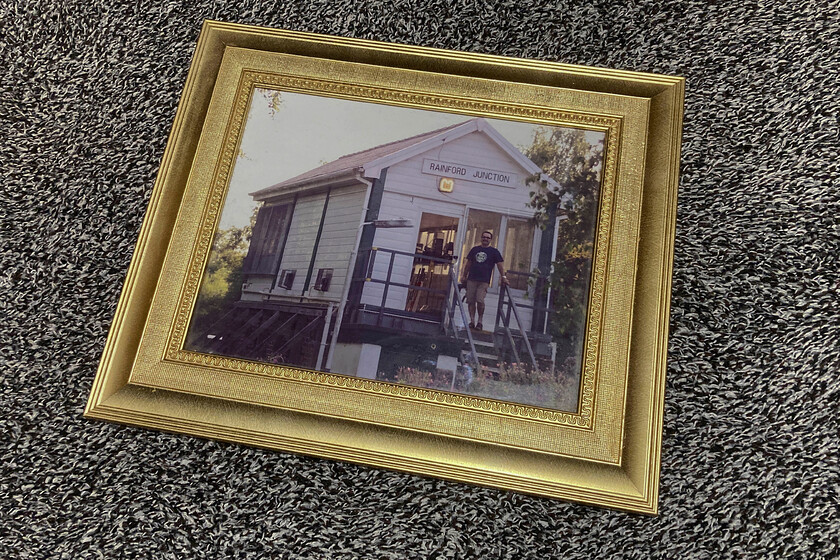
[465,280,490,305]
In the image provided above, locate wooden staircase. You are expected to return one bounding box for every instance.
[470,328,501,375]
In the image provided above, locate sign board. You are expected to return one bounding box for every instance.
[422,158,517,187]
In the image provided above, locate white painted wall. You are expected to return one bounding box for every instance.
[273,192,327,296]
[250,131,540,332]
[362,192,463,310]
[269,184,366,300]
[382,130,535,214]
[241,277,273,301]
[306,184,367,301]
[331,343,382,379]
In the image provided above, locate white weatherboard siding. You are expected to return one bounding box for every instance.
[307,184,368,301]
[425,132,537,330]
[274,192,328,295]
[241,277,273,301]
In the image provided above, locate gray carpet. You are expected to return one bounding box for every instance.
[2,1,839,558]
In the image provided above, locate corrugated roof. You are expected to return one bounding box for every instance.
[253,119,473,195]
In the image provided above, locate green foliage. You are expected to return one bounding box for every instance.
[259,88,284,117]
[188,220,253,340]
[393,367,447,389]
[468,361,580,411]
[392,361,580,411]
[524,127,604,357]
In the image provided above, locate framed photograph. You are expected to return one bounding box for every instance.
[85,21,684,514]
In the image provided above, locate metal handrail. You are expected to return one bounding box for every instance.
[494,286,527,365]
[351,247,456,327]
[368,246,456,264]
[496,303,523,365]
[364,277,446,293]
[447,267,480,389]
[501,284,539,371]
[495,283,539,371]
[359,247,536,368]
[501,270,553,315]
[347,246,480,387]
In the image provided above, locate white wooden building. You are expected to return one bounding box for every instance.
[236,117,561,378]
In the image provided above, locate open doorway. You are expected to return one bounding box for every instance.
[406,213,460,316]
[459,209,534,291]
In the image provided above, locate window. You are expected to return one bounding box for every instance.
[503,217,534,291]
[278,269,296,290]
[242,203,293,276]
[314,268,333,292]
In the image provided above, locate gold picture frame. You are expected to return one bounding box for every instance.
[85,20,683,514]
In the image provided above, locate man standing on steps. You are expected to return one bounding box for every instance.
[460,230,508,331]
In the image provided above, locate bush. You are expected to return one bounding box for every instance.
[468,361,580,412]
[390,361,580,412]
[393,367,454,389]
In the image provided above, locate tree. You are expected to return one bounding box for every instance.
[259,88,283,117]
[187,210,256,341]
[524,127,604,364]
[237,89,284,161]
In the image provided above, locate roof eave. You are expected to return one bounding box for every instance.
[362,119,481,178]
[250,168,363,201]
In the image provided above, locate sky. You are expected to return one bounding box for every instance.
[219,89,603,229]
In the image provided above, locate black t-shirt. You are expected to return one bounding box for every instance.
[466,245,504,283]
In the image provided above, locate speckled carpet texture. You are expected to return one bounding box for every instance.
[2,1,838,558]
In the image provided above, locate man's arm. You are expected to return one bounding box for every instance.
[460,259,471,284]
[496,261,509,286]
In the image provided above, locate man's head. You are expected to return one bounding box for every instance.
[480,231,493,247]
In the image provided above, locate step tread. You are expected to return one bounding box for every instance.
[470,334,495,343]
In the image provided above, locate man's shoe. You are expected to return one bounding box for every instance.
[476,323,483,331]
[469,322,476,329]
